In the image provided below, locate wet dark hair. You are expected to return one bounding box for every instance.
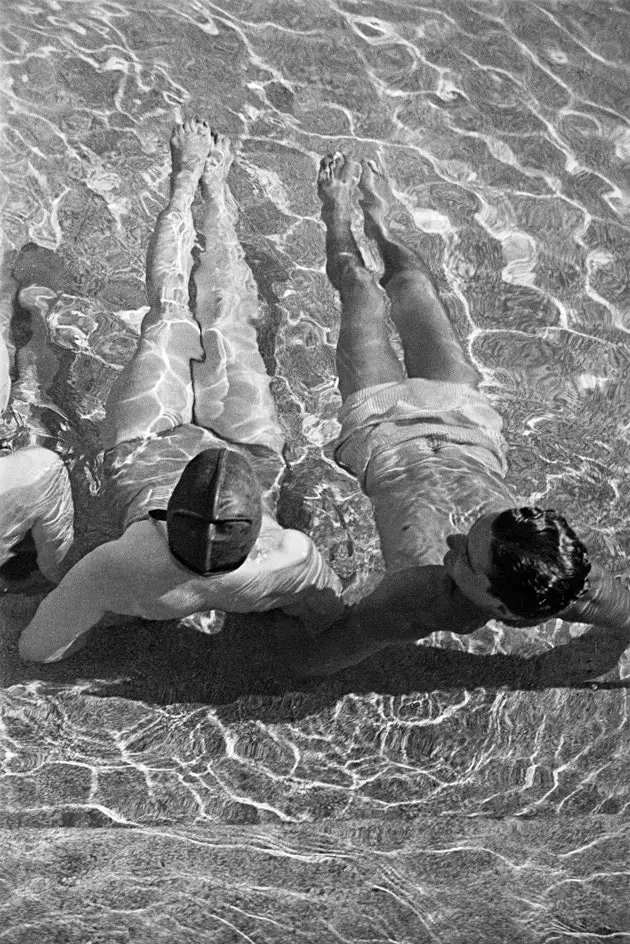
[488,507,590,619]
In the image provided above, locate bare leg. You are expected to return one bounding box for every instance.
[358,160,479,386]
[318,153,404,401]
[0,253,16,409]
[190,133,284,456]
[6,245,75,442]
[10,288,62,410]
[102,119,209,450]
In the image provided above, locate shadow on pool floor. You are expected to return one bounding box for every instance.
[2,592,627,723]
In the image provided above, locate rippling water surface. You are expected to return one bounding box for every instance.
[1,1,630,940]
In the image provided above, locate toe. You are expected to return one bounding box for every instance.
[359,159,380,188]
[338,153,354,181]
[319,154,335,176]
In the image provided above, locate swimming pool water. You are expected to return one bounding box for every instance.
[1,2,629,940]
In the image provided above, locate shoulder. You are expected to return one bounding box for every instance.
[63,524,173,598]
[81,521,163,568]
[116,519,170,558]
[374,565,449,602]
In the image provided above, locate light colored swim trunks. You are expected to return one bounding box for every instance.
[104,424,284,531]
[334,379,516,572]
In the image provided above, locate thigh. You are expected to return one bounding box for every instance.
[336,265,405,400]
[388,271,479,386]
[103,303,203,450]
[192,292,284,455]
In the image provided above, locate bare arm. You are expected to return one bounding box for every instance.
[18,548,111,663]
[287,566,484,677]
[559,563,630,632]
[259,525,344,628]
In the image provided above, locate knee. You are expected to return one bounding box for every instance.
[339,263,382,299]
[387,267,432,288]
[385,266,435,294]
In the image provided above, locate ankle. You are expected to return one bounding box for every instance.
[321,200,352,222]
[169,170,199,200]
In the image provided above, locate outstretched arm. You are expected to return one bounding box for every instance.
[287,566,483,677]
[18,548,111,663]
[559,562,630,639]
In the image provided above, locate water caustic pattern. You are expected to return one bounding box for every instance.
[4,821,629,944]
[3,685,629,826]
[1,0,630,939]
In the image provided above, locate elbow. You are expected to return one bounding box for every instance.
[18,625,79,664]
[18,630,51,664]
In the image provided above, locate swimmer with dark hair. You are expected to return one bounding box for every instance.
[19,119,343,663]
[288,153,630,676]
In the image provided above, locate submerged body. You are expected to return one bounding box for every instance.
[287,153,630,676]
[335,376,511,572]
[21,513,339,663]
[19,121,342,664]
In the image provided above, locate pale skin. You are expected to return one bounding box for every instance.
[319,152,504,609]
[18,120,340,663]
[282,152,629,678]
[102,119,282,455]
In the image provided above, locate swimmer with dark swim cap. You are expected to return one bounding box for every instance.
[148,447,263,575]
[19,118,344,664]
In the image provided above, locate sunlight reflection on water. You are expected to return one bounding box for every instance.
[1,10,630,928]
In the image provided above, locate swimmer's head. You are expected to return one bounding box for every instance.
[149,447,262,575]
[444,507,591,620]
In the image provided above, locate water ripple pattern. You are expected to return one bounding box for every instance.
[1,2,630,939]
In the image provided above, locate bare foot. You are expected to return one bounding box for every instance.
[317,151,355,216]
[170,117,211,181]
[201,131,238,199]
[358,159,392,239]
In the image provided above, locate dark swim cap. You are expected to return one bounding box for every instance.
[149,448,262,574]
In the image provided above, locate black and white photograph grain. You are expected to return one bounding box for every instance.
[1,1,629,941]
